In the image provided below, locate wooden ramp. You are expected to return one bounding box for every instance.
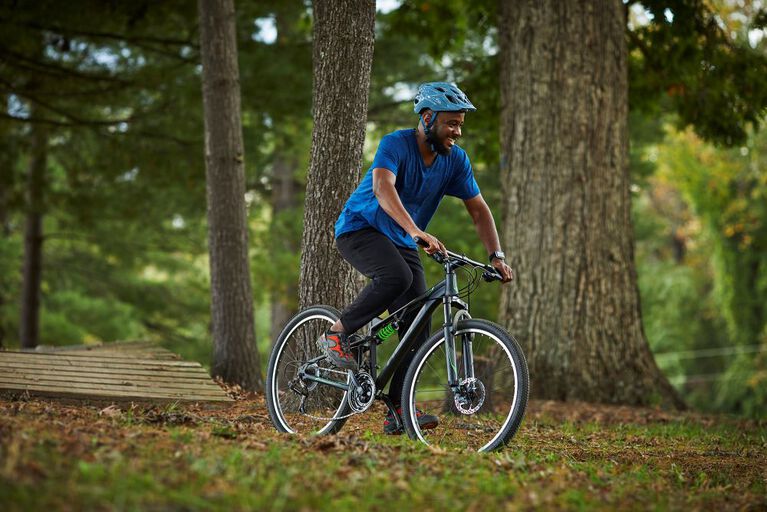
[0,342,232,403]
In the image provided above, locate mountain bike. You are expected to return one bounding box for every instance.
[265,238,529,452]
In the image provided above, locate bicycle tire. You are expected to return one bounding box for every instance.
[400,318,529,452]
[266,305,351,435]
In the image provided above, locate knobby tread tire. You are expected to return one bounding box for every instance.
[266,305,351,435]
[400,318,529,452]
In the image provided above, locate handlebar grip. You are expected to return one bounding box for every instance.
[413,236,429,248]
[413,235,446,263]
[482,269,502,282]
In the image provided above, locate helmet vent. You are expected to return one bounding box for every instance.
[413,82,476,114]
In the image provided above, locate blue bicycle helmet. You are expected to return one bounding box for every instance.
[413,82,476,114]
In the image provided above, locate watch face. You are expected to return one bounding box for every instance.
[491,251,505,261]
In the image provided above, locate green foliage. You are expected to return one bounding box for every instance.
[659,127,767,349]
[629,0,767,145]
[633,120,767,417]
[44,289,142,343]
[0,0,210,352]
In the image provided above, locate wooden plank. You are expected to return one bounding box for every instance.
[1,369,223,389]
[33,344,180,359]
[0,343,233,404]
[37,341,170,357]
[0,352,202,367]
[0,356,209,372]
[0,368,222,390]
[0,382,227,402]
[50,350,180,360]
[0,383,232,402]
[0,362,212,380]
[0,359,207,374]
[0,383,228,401]
[0,384,226,401]
[0,378,229,399]
[0,351,200,365]
[46,340,156,347]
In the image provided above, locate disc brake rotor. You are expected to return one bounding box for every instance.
[454,377,486,415]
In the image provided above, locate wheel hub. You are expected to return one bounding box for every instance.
[454,377,486,415]
[298,362,321,391]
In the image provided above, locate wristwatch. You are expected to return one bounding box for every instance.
[489,250,505,262]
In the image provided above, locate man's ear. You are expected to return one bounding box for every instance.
[422,109,433,125]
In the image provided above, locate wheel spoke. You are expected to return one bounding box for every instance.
[404,322,528,452]
[266,309,350,435]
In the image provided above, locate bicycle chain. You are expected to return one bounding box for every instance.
[299,367,375,422]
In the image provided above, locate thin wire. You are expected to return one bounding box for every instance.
[655,344,766,360]
[456,264,481,301]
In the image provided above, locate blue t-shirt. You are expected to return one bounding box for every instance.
[334,129,480,249]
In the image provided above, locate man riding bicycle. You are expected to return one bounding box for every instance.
[318,82,513,434]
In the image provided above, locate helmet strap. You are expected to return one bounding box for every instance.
[419,112,439,153]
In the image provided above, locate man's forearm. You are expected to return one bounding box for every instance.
[474,208,503,257]
[375,183,419,236]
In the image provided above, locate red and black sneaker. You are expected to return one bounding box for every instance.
[384,407,439,435]
[317,330,358,370]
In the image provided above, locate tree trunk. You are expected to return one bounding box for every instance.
[199,0,263,391]
[298,0,375,309]
[19,118,48,350]
[0,179,10,349]
[270,152,299,343]
[497,0,683,408]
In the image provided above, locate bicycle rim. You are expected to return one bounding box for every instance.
[406,326,523,452]
[270,311,349,434]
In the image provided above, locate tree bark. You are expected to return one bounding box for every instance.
[0,176,10,349]
[199,0,263,391]
[270,151,299,343]
[497,0,683,408]
[298,0,375,309]
[19,117,48,349]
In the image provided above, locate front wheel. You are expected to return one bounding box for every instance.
[400,319,529,452]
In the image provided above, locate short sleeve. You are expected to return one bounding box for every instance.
[371,134,401,175]
[446,150,480,200]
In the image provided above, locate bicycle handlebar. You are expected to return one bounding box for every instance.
[413,236,503,282]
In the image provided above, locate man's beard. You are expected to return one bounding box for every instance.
[426,129,452,156]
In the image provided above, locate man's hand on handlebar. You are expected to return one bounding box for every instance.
[412,231,447,256]
[492,259,514,283]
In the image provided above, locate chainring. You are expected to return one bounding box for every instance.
[347,370,376,413]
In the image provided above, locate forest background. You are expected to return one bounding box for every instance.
[1,0,766,418]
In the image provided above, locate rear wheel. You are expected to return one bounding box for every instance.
[400,319,529,452]
[266,305,351,435]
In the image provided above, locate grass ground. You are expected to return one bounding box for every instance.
[1,390,765,511]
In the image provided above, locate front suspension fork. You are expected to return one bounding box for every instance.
[442,269,475,388]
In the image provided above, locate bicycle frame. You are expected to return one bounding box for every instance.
[370,264,466,392]
[299,250,494,399]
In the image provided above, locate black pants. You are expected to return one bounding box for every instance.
[336,228,429,406]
